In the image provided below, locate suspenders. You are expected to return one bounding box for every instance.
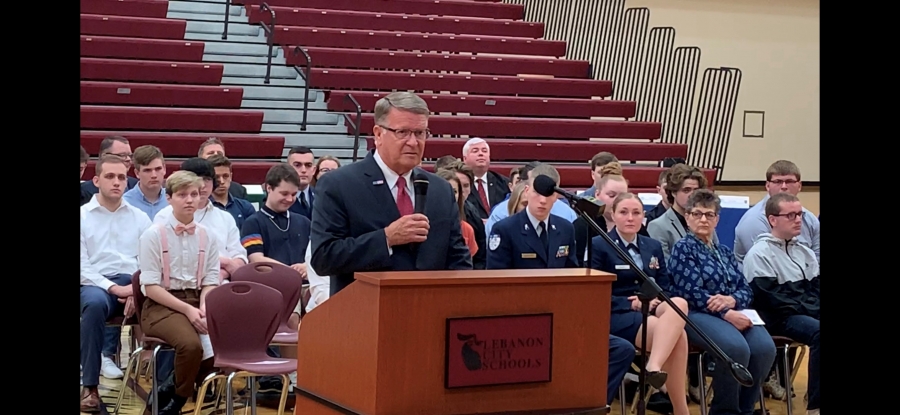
[157,224,208,290]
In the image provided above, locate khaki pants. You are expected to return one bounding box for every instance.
[141,290,214,398]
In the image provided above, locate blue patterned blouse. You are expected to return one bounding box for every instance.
[667,233,753,319]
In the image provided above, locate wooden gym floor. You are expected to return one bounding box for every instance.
[82,329,810,415]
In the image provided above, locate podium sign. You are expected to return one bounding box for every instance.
[445,313,553,389]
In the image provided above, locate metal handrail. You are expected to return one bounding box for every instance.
[222,0,231,39]
[258,3,276,84]
[342,94,362,162]
[291,46,312,131]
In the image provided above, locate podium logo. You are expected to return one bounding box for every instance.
[457,333,484,370]
[457,333,546,371]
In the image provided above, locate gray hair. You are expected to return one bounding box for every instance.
[374,92,430,125]
[527,163,560,186]
[462,137,489,157]
[685,189,721,214]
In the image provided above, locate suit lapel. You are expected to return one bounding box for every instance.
[361,154,401,220]
[669,209,685,238]
[547,217,562,262]
[520,214,548,263]
[637,236,653,273]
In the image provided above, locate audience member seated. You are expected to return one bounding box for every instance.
[734,160,820,265]
[486,165,632,408]
[643,169,671,225]
[441,161,487,269]
[578,151,619,196]
[574,162,649,265]
[506,181,528,216]
[461,138,511,218]
[82,136,139,195]
[591,192,690,415]
[208,154,256,230]
[139,170,220,415]
[198,137,248,200]
[80,145,93,206]
[311,155,341,187]
[123,145,169,219]
[742,193,820,415]
[80,155,153,413]
[485,162,577,241]
[436,169,478,256]
[667,189,776,415]
[648,163,718,260]
[286,146,317,220]
[507,166,523,190]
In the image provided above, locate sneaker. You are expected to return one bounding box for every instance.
[101,355,124,379]
[288,372,297,392]
[762,372,785,400]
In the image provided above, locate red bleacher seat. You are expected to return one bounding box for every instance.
[80,82,244,108]
[80,0,170,19]
[352,114,661,140]
[80,106,265,133]
[414,139,687,162]
[420,163,716,189]
[248,6,543,38]
[273,27,566,57]
[81,14,187,39]
[310,69,610,98]
[80,58,224,85]
[286,47,589,78]
[329,91,634,119]
[235,0,524,20]
[85,160,275,183]
[81,36,205,62]
[80,131,284,158]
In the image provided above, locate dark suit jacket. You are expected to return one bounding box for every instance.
[288,186,315,220]
[229,181,248,200]
[467,170,510,219]
[309,152,472,294]
[462,200,486,269]
[486,210,579,270]
[573,214,648,266]
[590,229,670,314]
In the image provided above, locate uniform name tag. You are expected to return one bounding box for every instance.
[521,253,537,259]
[615,264,630,270]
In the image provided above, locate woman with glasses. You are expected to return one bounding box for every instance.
[311,156,341,187]
[667,189,776,415]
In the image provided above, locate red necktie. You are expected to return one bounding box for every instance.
[396,176,414,216]
[477,178,489,210]
[175,223,196,236]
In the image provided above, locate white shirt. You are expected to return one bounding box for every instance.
[374,151,415,256]
[525,208,549,236]
[154,202,248,263]
[139,215,221,290]
[474,173,490,207]
[81,195,154,291]
[304,241,330,313]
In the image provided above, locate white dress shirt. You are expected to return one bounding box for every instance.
[525,208,549,236]
[81,195,154,291]
[374,151,415,256]
[154,202,248,263]
[303,241,330,313]
[139,215,221,290]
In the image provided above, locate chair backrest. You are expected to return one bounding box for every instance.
[131,271,146,321]
[230,262,303,332]
[205,281,283,360]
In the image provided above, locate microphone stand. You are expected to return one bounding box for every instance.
[566,197,753,415]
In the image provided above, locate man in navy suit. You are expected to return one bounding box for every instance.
[286,146,316,220]
[310,92,472,294]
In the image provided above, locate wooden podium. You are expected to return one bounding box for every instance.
[294,269,616,415]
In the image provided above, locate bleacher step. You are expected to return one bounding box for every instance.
[242,99,327,110]
[220,62,298,79]
[237,85,318,101]
[203,43,279,57]
[261,123,347,134]
[206,54,286,64]
[185,32,267,44]
[282,134,358,149]
[186,21,260,36]
[220,77,307,87]
[262,109,339,125]
[168,11,248,23]
[168,1,241,16]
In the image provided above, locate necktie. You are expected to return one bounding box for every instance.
[299,191,308,209]
[538,222,548,254]
[396,176,414,216]
[477,179,489,210]
[175,223,196,236]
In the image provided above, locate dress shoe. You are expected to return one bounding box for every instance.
[159,395,188,415]
[646,371,668,390]
[147,371,175,409]
[80,387,102,413]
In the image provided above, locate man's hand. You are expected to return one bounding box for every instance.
[290,263,308,278]
[385,214,430,246]
[109,284,133,300]
[185,307,208,334]
[220,256,243,275]
[707,294,737,313]
[723,309,752,331]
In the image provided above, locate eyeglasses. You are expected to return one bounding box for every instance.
[769,179,799,185]
[773,211,804,220]
[378,125,431,140]
[108,152,133,159]
[688,211,718,220]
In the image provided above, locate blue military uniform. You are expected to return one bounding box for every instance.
[486,209,579,269]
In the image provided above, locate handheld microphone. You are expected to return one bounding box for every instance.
[532,174,603,217]
[412,171,429,215]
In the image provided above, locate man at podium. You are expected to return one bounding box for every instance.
[486,168,636,407]
[309,92,472,294]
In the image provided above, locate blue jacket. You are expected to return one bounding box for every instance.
[591,228,670,313]
[486,210,579,270]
